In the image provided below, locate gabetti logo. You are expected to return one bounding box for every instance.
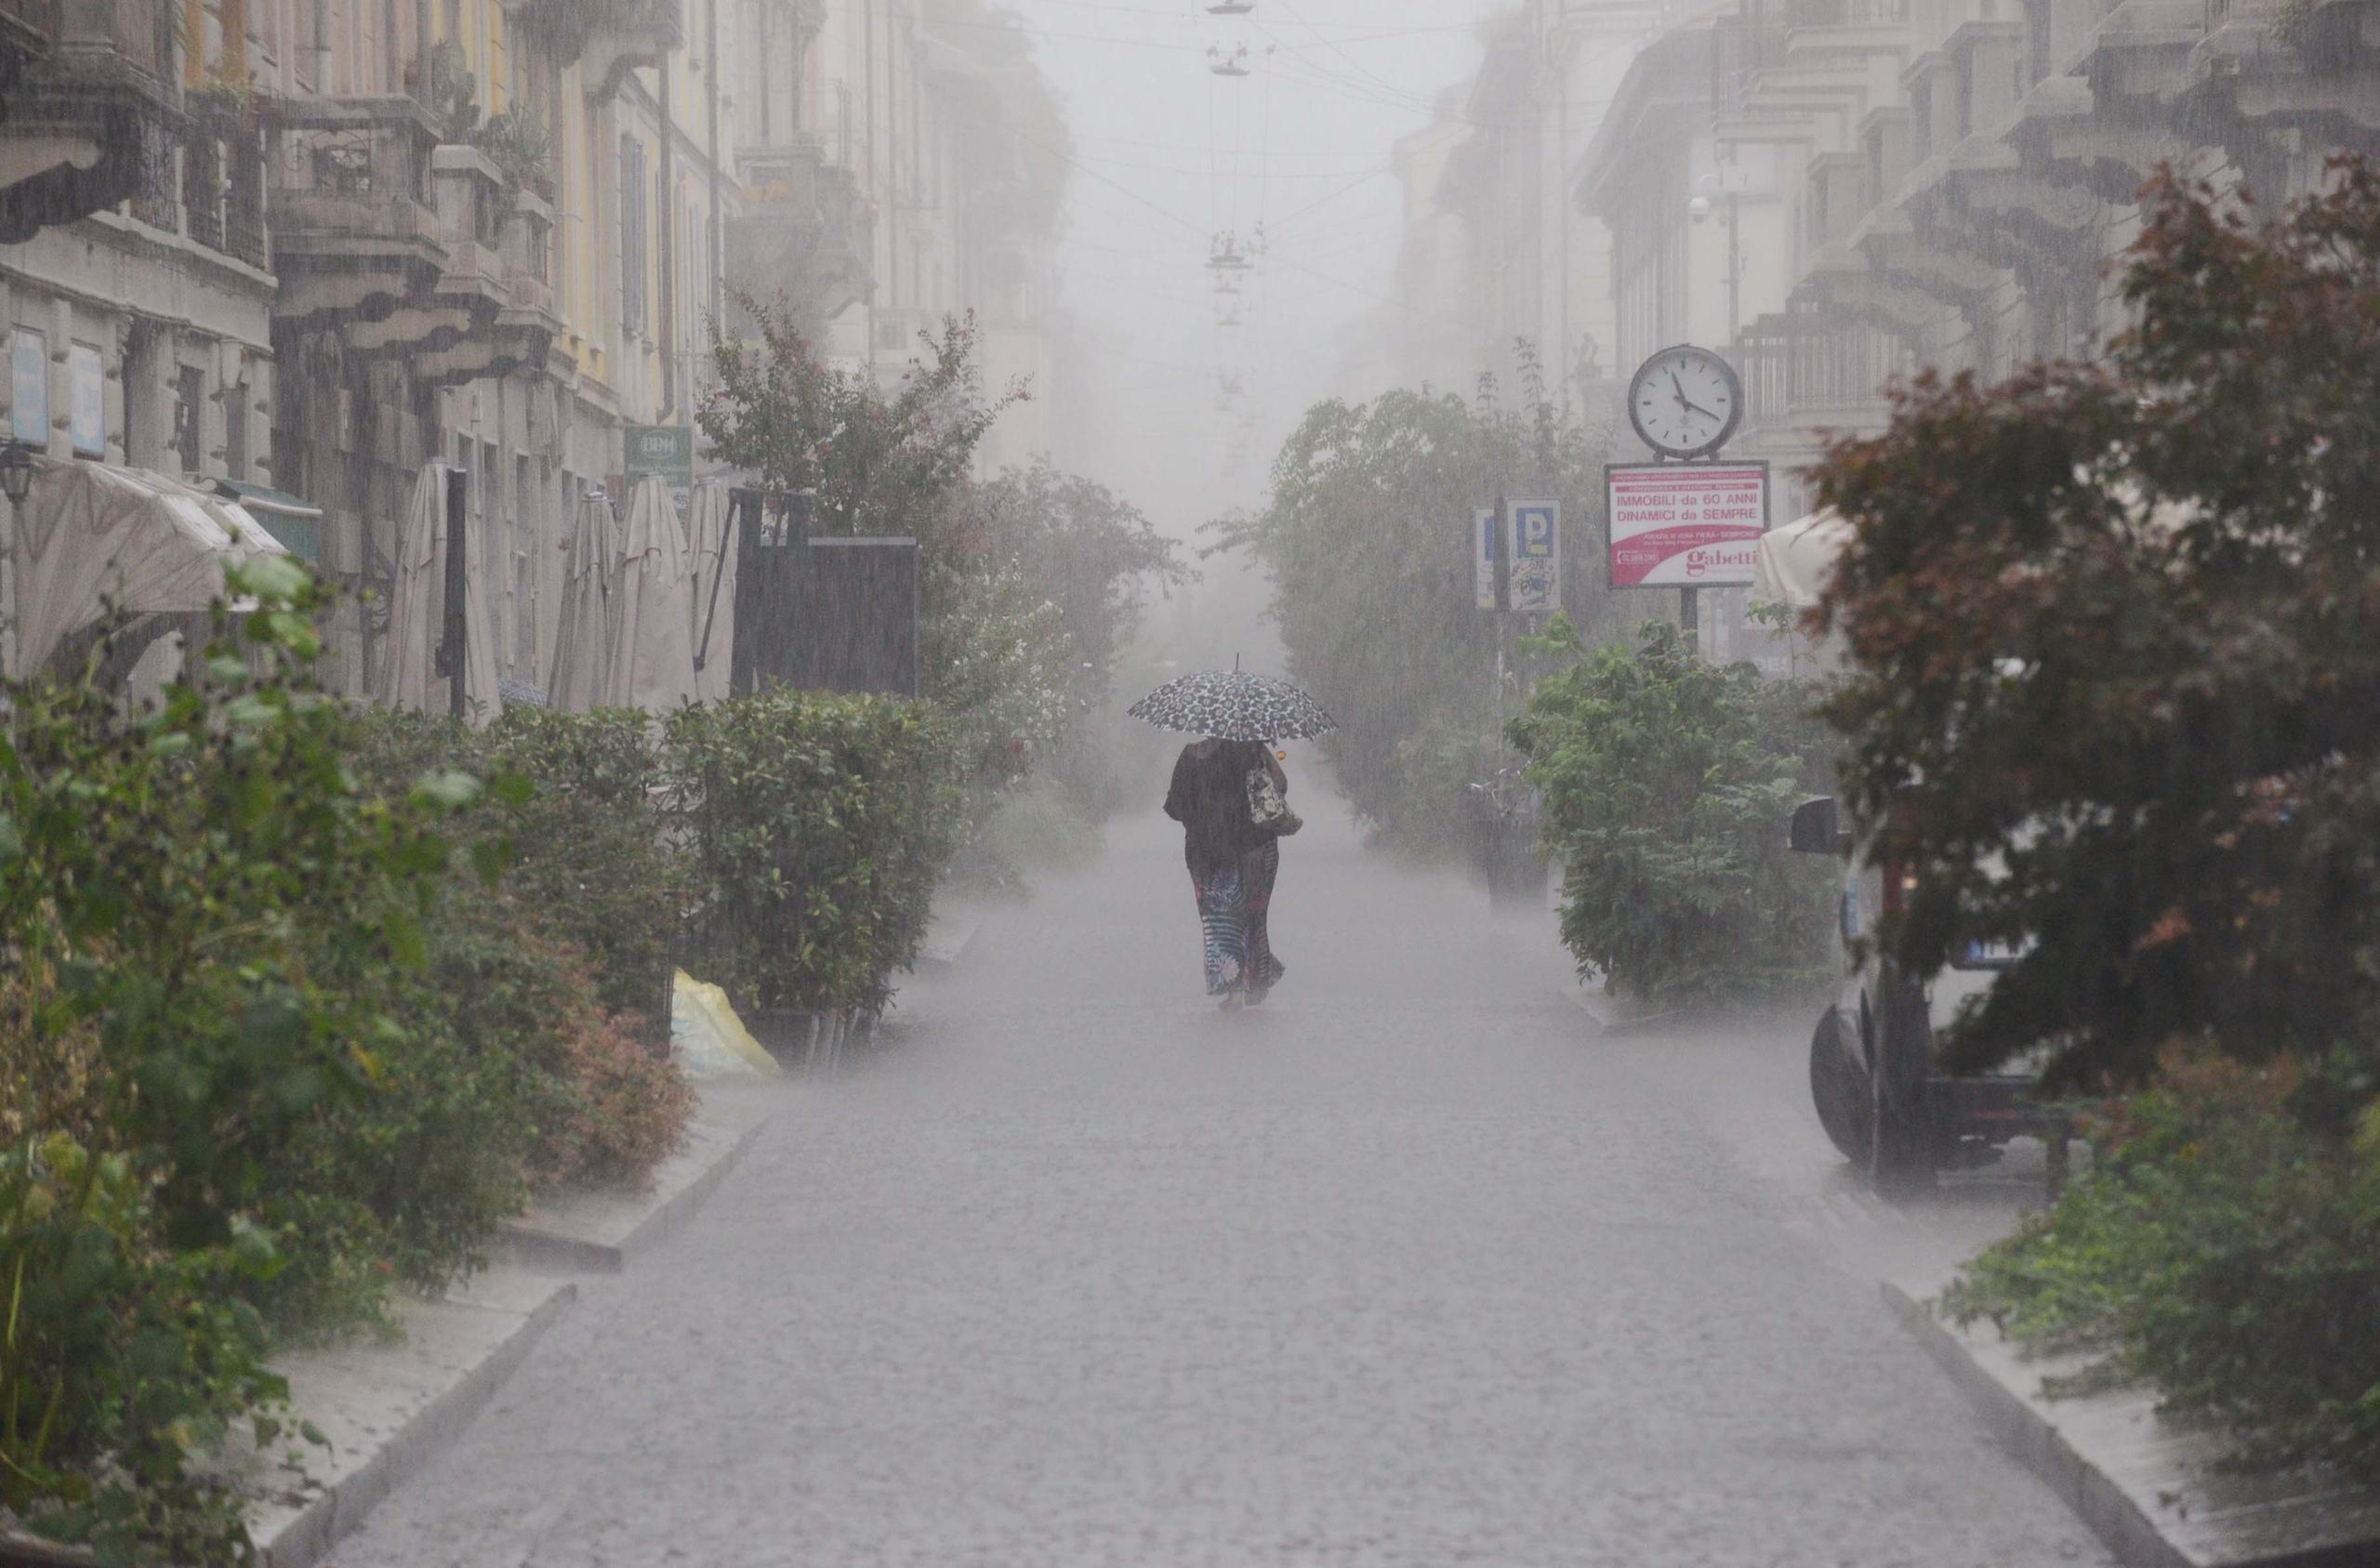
[1684,543,1761,579]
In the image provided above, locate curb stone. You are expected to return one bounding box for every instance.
[1884,1276,2380,1568]
[0,1276,576,1568]
[249,1273,575,1568]
[0,1085,778,1568]
[503,1084,779,1272]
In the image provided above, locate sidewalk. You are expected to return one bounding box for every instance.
[1888,1276,2380,1567]
[0,1082,781,1568]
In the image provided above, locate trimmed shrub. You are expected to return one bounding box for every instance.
[1510,616,1836,1005]
[349,707,694,1029]
[666,690,962,1017]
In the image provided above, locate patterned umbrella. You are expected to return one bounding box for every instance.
[1128,669,1337,742]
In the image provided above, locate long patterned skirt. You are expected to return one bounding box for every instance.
[1242,838,1286,995]
[1192,863,1250,995]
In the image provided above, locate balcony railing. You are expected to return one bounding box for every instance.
[1714,0,1911,100]
[1737,310,1909,428]
[174,116,270,270]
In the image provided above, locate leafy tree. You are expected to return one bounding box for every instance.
[954,460,1189,714]
[1510,617,1835,1003]
[1212,363,1614,840]
[1808,158,2380,1092]
[700,296,1025,542]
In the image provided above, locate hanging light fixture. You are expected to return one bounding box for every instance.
[0,440,37,507]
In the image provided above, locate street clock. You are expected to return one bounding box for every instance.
[1627,343,1743,459]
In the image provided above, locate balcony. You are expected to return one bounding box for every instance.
[270,101,553,386]
[1713,0,1910,99]
[729,135,874,324]
[0,0,185,244]
[1736,307,1904,432]
[506,0,681,97]
[271,96,447,331]
[178,105,270,270]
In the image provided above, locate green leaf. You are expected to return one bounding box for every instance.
[413,770,483,810]
[231,553,311,604]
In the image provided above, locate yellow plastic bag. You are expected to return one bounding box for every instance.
[669,969,779,1077]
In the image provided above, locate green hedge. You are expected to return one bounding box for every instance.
[666,689,962,1019]
[1510,617,1837,1005]
[1943,1051,2380,1479]
[0,564,476,1562]
[0,562,966,1561]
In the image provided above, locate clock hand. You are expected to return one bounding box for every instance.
[1679,395,1720,421]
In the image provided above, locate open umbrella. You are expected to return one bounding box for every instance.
[1128,668,1337,742]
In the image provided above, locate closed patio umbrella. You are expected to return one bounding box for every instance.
[602,477,698,711]
[372,461,500,718]
[548,489,623,711]
[684,480,736,705]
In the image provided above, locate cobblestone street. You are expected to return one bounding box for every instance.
[326,805,2111,1567]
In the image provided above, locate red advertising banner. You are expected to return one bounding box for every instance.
[1606,462,1769,588]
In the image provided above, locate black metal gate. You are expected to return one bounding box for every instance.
[720,488,920,699]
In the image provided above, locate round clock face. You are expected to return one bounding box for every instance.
[1628,345,1743,458]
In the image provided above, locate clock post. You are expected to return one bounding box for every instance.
[1616,344,1756,656]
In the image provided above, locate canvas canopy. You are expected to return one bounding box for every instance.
[1752,509,1855,679]
[1752,508,1854,611]
[372,462,501,719]
[9,456,287,677]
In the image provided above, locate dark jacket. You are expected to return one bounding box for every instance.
[1164,740,1273,877]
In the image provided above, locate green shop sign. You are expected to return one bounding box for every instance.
[626,424,694,512]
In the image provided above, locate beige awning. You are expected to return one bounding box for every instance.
[10,456,288,678]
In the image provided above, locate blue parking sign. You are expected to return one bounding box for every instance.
[1507,499,1560,613]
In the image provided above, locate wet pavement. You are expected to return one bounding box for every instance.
[325,802,2113,1567]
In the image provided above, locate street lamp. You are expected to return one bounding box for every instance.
[0,440,37,507]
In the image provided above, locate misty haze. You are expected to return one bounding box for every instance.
[1,2,2377,1566]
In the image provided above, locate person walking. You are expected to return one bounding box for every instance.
[1163,737,1294,1008]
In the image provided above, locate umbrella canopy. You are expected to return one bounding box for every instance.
[683,480,736,705]
[1752,508,1854,611]
[373,461,501,719]
[548,489,623,711]
[1128,669,1337,742]
[11,456,287,676]
[602,477,698,711]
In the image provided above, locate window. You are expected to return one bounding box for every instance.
[183,0,245,86]
[174,365,205,475]
[224,386,247,479]
[619,134,649,336]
